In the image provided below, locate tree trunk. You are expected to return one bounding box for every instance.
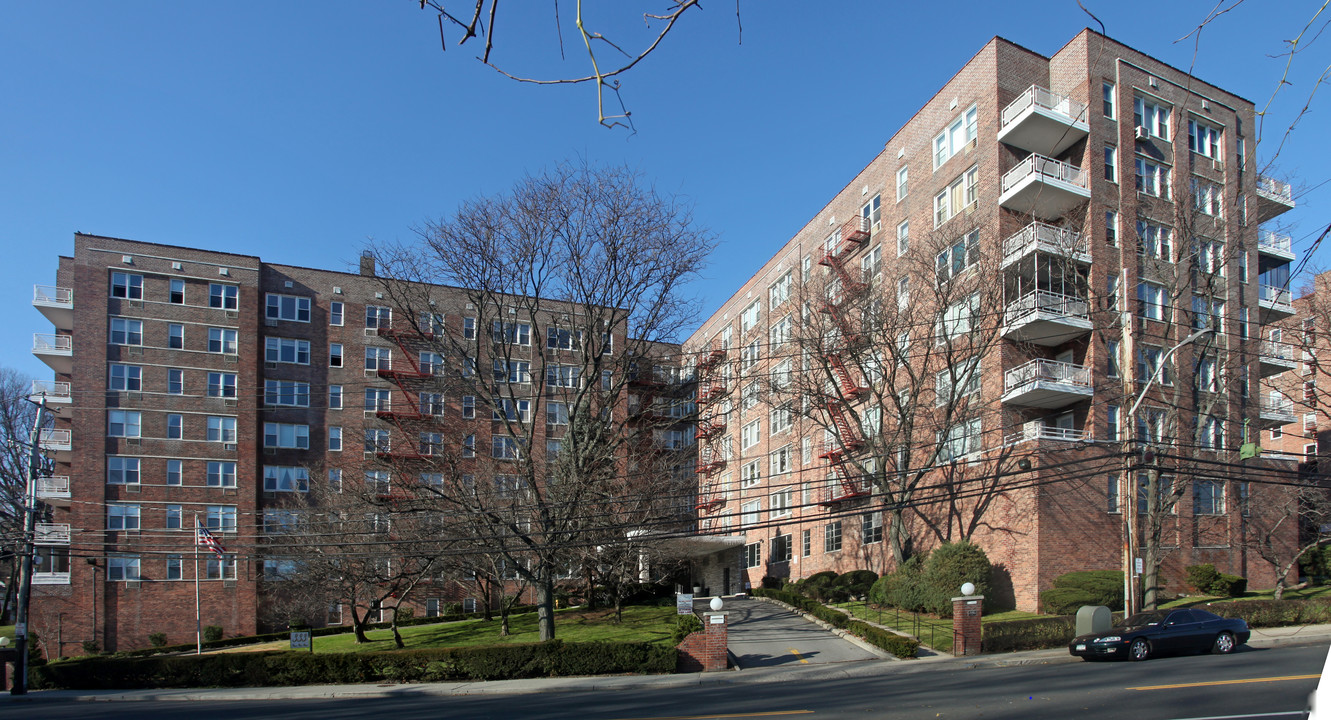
[888,507,908,565]
[615,593,623,623]
[1273,579,1286,601]
[585,567,597,610]
[499,601,510,637]
[352,608,369,644]
[390,606,404,649]
[536,576,556,641]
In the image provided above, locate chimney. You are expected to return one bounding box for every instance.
[359,251,376,277]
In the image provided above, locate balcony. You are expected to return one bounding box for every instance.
[29,380,71,404]
[33,285,73,330]
[32,333,72,374]
[1000,222,1090,270]
[1258,284,1295,322]
[999,155,1090,220]
[1254,175,1295,223]
[36,476,72,504]
[1002,290,1092,346]
[1002,358,1093,409]
[1258,396,1297,428]
[32,571,71,586]
[1258,229,1296,263]
[998,85,1089,156]
[1259,340,1297,377]
[35,523,71,544]
[39,428,72,461]
[1003,421,1092,447]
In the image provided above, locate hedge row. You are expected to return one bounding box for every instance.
[751,589,918,659]
[1203,597,1331,627]
[32,640,673,689]
[982,615,1083,653]
[119,605,540,658]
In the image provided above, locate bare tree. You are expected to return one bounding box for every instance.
[0,367,37,624]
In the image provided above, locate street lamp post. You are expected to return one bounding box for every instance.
[1123,327,1213,617]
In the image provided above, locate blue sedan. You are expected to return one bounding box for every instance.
[1069,608,1250,661]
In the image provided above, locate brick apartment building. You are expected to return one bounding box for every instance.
[28,233,694,654]
[686,29,1301,611]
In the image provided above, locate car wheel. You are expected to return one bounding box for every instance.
[1129,638,1151,661]
[1212,631,1236,654]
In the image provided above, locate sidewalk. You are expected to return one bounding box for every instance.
[5,622,1329,703]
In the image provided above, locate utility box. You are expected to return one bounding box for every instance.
[1076,605,1113,636]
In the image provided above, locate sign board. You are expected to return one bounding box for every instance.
[14,623,26,638]
[1134,558,1144,575]
[709,614,725,624]
[290,630,312,650]
[676,593,694,615]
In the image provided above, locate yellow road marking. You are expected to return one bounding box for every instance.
[1129,674,1320,690]
[607,712,814,720]
[789,647,809,664]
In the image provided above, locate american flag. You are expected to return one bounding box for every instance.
[196,520,227,560]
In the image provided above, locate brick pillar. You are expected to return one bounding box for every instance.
[952,595,983,656]
[701,611,728,671]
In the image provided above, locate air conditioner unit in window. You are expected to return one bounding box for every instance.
[223,399,237,407]
[264,318,278,327]
[1134,126,1151,140]
[223,443,237,451]
[225,310,239,319]
[364,328,379,338]
[1212,158,1225,172]
[264,447,277,455]
[264,362,278,370]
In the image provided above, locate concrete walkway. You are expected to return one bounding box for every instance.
[719,596,886,667]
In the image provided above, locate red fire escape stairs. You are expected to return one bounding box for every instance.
[695,480,725,511]
[373,323,437,461]
[817,401,870,504]
[698,382,726,404]
[819,303,862,347]
[375,325,434,382]
[698,346,726,370]
[825,355,868,398]
[820,466,872,505]
[819,251,867,297]
[694,419,726,440]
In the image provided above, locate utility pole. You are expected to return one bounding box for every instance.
[11,397,48,695]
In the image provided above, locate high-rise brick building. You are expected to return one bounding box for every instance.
[685,29,1300,611]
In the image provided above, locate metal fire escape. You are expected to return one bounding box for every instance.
[694,341,728,511]
[817,216,872,505]
[371,322,436,463]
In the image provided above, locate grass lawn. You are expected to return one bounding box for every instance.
[1162,585,1331,608]
[0,625,12,644]
[229,605,680,654]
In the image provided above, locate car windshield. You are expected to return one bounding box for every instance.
[1119,612,1165,627]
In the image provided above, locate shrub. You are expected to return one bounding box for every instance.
[921,542,991,615]
[1211,574,1248,597]
[394,607,415,621]
[81,640,99,655]
[871,554,927,612]
[672,614,703,644]
[203,625,224,643]
[1040,570,1124,614]
[983,614,1088,653]
[845,619,919,659]
[148,633,169,648]
[1186,564,1221,594]
[835,570,880,600]
[1204,598,1331,627]
[760,576,784,590]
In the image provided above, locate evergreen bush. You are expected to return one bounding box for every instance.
[921,542,991,615]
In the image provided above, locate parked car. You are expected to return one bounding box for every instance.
[1069,608,1250,661]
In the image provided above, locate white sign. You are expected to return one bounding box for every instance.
[677,593,694,615]
[1134,558,1144,575]
[709,615,725,624]
[290,630,312,649]
[14,623,26,638]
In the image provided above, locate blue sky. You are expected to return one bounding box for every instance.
[4,1,1327,381]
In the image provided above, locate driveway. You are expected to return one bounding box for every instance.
[711,596,884,668]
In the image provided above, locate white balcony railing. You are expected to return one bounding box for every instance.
[36,476,71,498]
[39,428,71,448]
[35,523,71,544]
[1004,358,1092,394]
[1257,175,1294,204]
[33,285,73,305]
[1003,421,1091,446]
[1004,290,1090,326]
[1259,284,1293,307]
[1263,397,1295,416]
[1001,222,1088,265]
[30,380,71,400]
[32,334,72,353]
[1261,340,1295,362]
[1000,85,1087,128]
[1001,155,1088,195]
[1259,229,1294,255]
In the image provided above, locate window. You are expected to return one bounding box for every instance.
[1134,97,1171,139]
[199,460,234,489]
[741,500,761,527]
[1239,308,1249,339]
[1107,405,1121,442]
[770,445,793,475]
[1107,475,1121,513]
[329,301,344,326]
[1188,120,1221,158]
[462,395,476,419]
[547,326,581,350]
[1102,82,1115,119]
[1135,408,1168,443]
[1107,340,1121,377]
[1136,346,1173,386]
[741,419,761,450]
[936,358,980,406]
[167,368,183,395]
[770,534,793,563]
[167,555,183,580]
[802,529,811,558]
[109,364,142,391]
[1104,145,1117,182]
[266,293,311,322]
[770,405,793,435]
[934,166,978,226]
[167,323,183,349]
[1136,221,1172,260]
[934,105,978,168]
[740,301,761,334]
[1308,443,1320,461]
[938,293,979,341]
[420,392,444,416]
[365,347,391,372]
[741,340,761,371]
[462,317,477,339]
[207,555,237,580]
[108,457,140,485]
[166,413,182,439]
[861,245,882,279]
[208,328,238,354]
[418,351,444,375]
[741,460,762,488]
[265,337,311,364]
[897,276,910,310]
[1135,157,1170,197]
[365,305,392,329]
[110,272,143,299]
[1192,296,1224,332]
[491,320,531,345]
[1195,238,1225,275]
[264,423,310,449]
[1191,178,1223,217]
[546,401,570,426]
[896,166,908,200]
[265,380,310,407]
[329,343,343,367]
[1193,480,1224,515]
[743,542,762,568]
[546,365,580,388]
[1106,210,1118,246]
[110,318,144,346]
[1198,416,1224,450]
[206,505,237,533]
[1137,281,1168,321]
[463,434,476,457]
[770,490,793,519]
[364,429,389,453]
[862,512,884,545]
[329,468,343,493]
[170,278,185,304]
[935,230,979,284]
[862,194,881,229]
[208,372,236,398]
[166,459,182,486]
[107,503,141,531]
[769,316,791,348]
[108,410,141,438]
[938,418,981,462]
[329,385,343,409]
[206,416,237,442]
[209,284,238,310]
[493,399,532,423]
[896,220,909,256]
[108,556,141,581]
[492,436,523,460]
[264,466,309,492]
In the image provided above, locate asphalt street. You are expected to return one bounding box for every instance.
[722,597,886,667]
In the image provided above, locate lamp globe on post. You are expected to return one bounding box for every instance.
[709,597,723,612]
[961,582,976,597]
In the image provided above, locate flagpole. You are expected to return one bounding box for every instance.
[194,513,202,655]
